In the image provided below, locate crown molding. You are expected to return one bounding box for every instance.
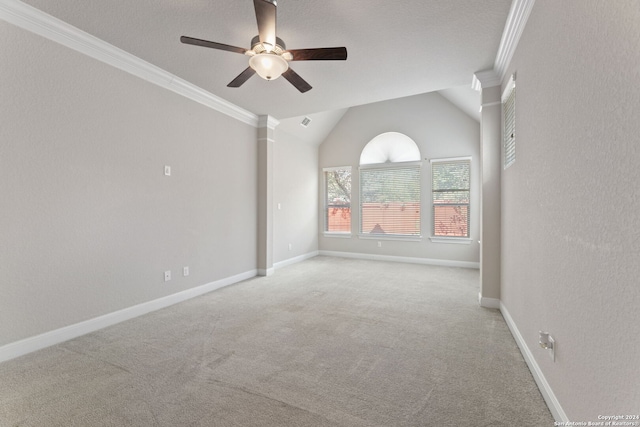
[472,0,535,90]
[0,0,259,127]
[494,0,536,80]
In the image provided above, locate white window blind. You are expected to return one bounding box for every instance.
[324,167,352,233]
[503,78,516,169]
[431,158,470,237]
[360,163,421,236]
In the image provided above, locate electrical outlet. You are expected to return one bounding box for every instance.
[539,331,555,362]
[377,241,382,248]
[183,266,189,277]
[548,335,555,362]
[288,243,292,251]
[164,270,171,281]
[164,165,171,176]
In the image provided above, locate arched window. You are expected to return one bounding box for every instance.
[360,133,422,237]
[360,132,421,165]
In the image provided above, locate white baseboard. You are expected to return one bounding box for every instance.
[0,269,257,364]
[318,250,480,269]
[499,302,568,422]
[273,251,319,270]
[478,293,501,309]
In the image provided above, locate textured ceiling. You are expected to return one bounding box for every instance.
[21,0,511,120]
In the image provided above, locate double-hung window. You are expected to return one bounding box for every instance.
[431,157,471,238]
[323,167,352,234]
[360,162,421,237]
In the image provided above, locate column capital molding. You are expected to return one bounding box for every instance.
[472,70,501,91]
[258,115,280,130]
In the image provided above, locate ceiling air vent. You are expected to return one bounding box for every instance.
[300,116,312,128]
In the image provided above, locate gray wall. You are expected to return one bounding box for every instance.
[273,129,319,264]
[502,0,640,417]
[0,22,258,346]
[318,92,480,264]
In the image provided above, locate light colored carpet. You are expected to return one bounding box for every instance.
[0,256,553,426]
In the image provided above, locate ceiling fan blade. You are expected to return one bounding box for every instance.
[227,67,257,88]
[287,47,347,61]
[180,36,247,54]
[282,68,312,93]
[253,0,277,49]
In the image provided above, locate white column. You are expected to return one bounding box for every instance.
[257,115,279,276]
[474,71,502,307]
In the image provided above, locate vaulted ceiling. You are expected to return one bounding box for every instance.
[20,0,511,120]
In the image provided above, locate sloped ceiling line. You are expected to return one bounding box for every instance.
[0,0,259,127]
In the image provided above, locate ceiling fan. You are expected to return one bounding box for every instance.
[180,0,347,93]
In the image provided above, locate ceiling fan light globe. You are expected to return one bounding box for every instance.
[249,53,288,81]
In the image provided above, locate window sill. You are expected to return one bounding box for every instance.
[358,234,422,242]
[429,236,473,245]
[323,232,352,239]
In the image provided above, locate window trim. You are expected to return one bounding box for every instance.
[323,166,352,236]
[430,156,471,240]
[359,234,422,242]
[359,160,423,171]
[429,236,472,245]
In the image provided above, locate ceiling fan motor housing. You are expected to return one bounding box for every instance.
[250,35,286,54]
